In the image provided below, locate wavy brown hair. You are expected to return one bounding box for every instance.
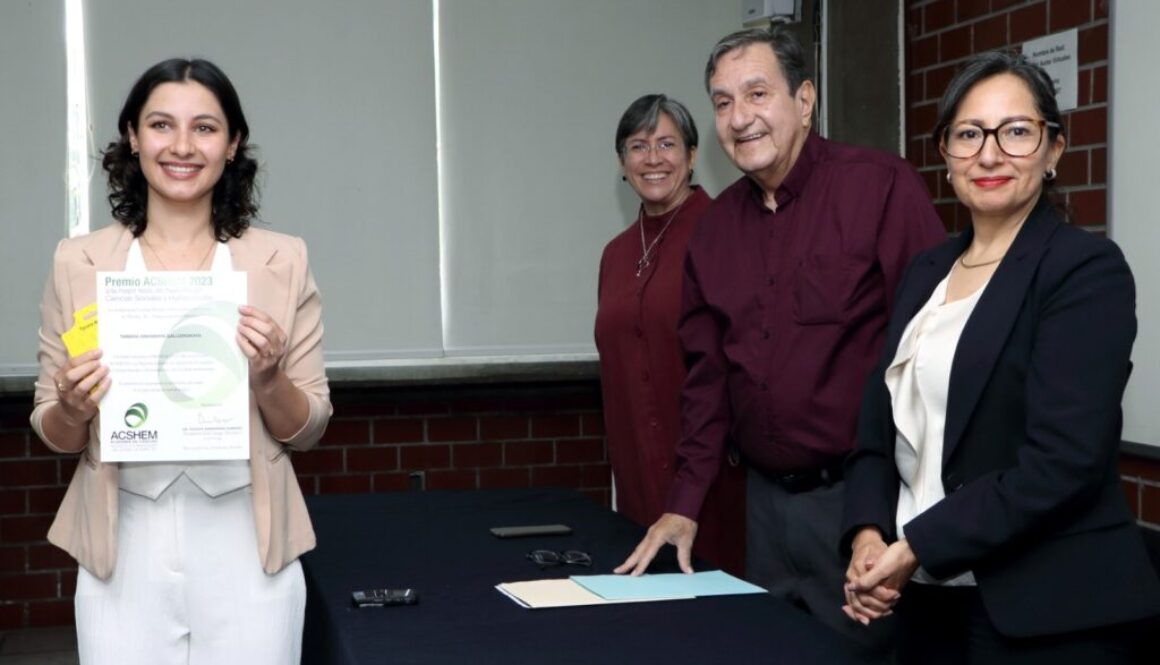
[101,58,258,240]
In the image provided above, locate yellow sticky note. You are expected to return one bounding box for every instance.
[61,304,98,358]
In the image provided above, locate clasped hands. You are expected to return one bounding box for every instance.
[842,527,919,625]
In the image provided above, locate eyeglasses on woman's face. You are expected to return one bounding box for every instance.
[941,118,1060,159]
[624,138,683,160]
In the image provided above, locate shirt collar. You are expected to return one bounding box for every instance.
[746,131,821,211]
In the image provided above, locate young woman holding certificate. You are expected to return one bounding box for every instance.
[30,59,332,665]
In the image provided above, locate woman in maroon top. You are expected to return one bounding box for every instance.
[595,94,744,575]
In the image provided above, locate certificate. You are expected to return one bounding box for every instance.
[97,271,249,462]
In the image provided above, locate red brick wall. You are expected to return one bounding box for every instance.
[0,382,609,630]
[905,0,1160,528]
[905,0,1109,234]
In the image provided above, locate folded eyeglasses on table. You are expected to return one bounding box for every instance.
[526,550,592,568]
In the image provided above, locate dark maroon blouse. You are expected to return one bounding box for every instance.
[596,186,745,573]
[666,133,946,520]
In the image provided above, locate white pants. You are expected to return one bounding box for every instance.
[75,475,305,665]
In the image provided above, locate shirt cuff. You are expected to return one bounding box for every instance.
[664,477,710,522]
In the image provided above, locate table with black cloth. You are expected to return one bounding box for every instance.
[301,488,871,665]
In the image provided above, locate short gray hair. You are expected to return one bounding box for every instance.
[614,94,699,158]
[704,26,809,95]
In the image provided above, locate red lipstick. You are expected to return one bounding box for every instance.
[971,176,1012,188]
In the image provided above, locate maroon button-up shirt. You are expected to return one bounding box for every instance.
[666,133,945,519]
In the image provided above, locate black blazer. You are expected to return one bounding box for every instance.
[841,196,1160,637]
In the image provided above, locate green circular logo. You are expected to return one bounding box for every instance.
[158,301,245,409]
[124,403,149,429]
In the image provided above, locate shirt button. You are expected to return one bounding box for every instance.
[766,276,775,286]
[634,327,643,338]
[649,418,658,428]
[761,329,770,340]
[641,371,650,382]
[760,382,768,391]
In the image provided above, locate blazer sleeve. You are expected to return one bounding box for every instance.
[30,239,83,453]
[839,253,927,554]
[272,237,332,451]
[903,239,1136,579]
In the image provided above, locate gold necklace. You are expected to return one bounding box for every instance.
[958,254,1003,269]
[141,233,217,271]
[635,189,692,277]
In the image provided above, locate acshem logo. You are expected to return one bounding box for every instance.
[124,403,149,429]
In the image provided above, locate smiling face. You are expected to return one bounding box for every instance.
[942,73,1064,225]
[620,112,697,215]
[128,81,239,215]
[709,44,814,195]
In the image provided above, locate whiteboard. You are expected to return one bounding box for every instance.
[1110,1,1160,447]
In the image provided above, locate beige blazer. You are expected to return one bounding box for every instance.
[30,223,332,580]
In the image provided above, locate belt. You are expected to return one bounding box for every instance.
[757,458,845,494]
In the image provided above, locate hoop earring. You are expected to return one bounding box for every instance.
[1044,168,1057,181]
[945,172,952,183]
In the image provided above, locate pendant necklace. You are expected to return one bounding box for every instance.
[635,190,691,277]
[142,233,217,271]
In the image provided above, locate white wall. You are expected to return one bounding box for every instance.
[1110,0,1160,447]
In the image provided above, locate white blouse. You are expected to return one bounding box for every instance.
[118,239,252,499]
[885,272,988,586]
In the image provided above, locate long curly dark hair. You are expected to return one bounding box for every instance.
[101,58,258,240]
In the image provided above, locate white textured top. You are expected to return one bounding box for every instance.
[885,272,988,586]
[117,239,252,499]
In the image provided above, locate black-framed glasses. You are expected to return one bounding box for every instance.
[941,119,1060,158]
[526,550,592,568]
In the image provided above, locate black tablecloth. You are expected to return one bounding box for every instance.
[302,488,869,665]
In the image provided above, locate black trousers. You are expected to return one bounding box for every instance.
[896,582,1154,665]
[745,468,895,657]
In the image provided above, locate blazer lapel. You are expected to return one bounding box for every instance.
[882,236,966,367]
[72,224,134,310]
[228,230,292,330]
[943,198,1059,464]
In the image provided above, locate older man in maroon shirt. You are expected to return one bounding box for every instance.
[615,27,945,650]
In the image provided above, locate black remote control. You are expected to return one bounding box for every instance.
[351,588,418,607]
